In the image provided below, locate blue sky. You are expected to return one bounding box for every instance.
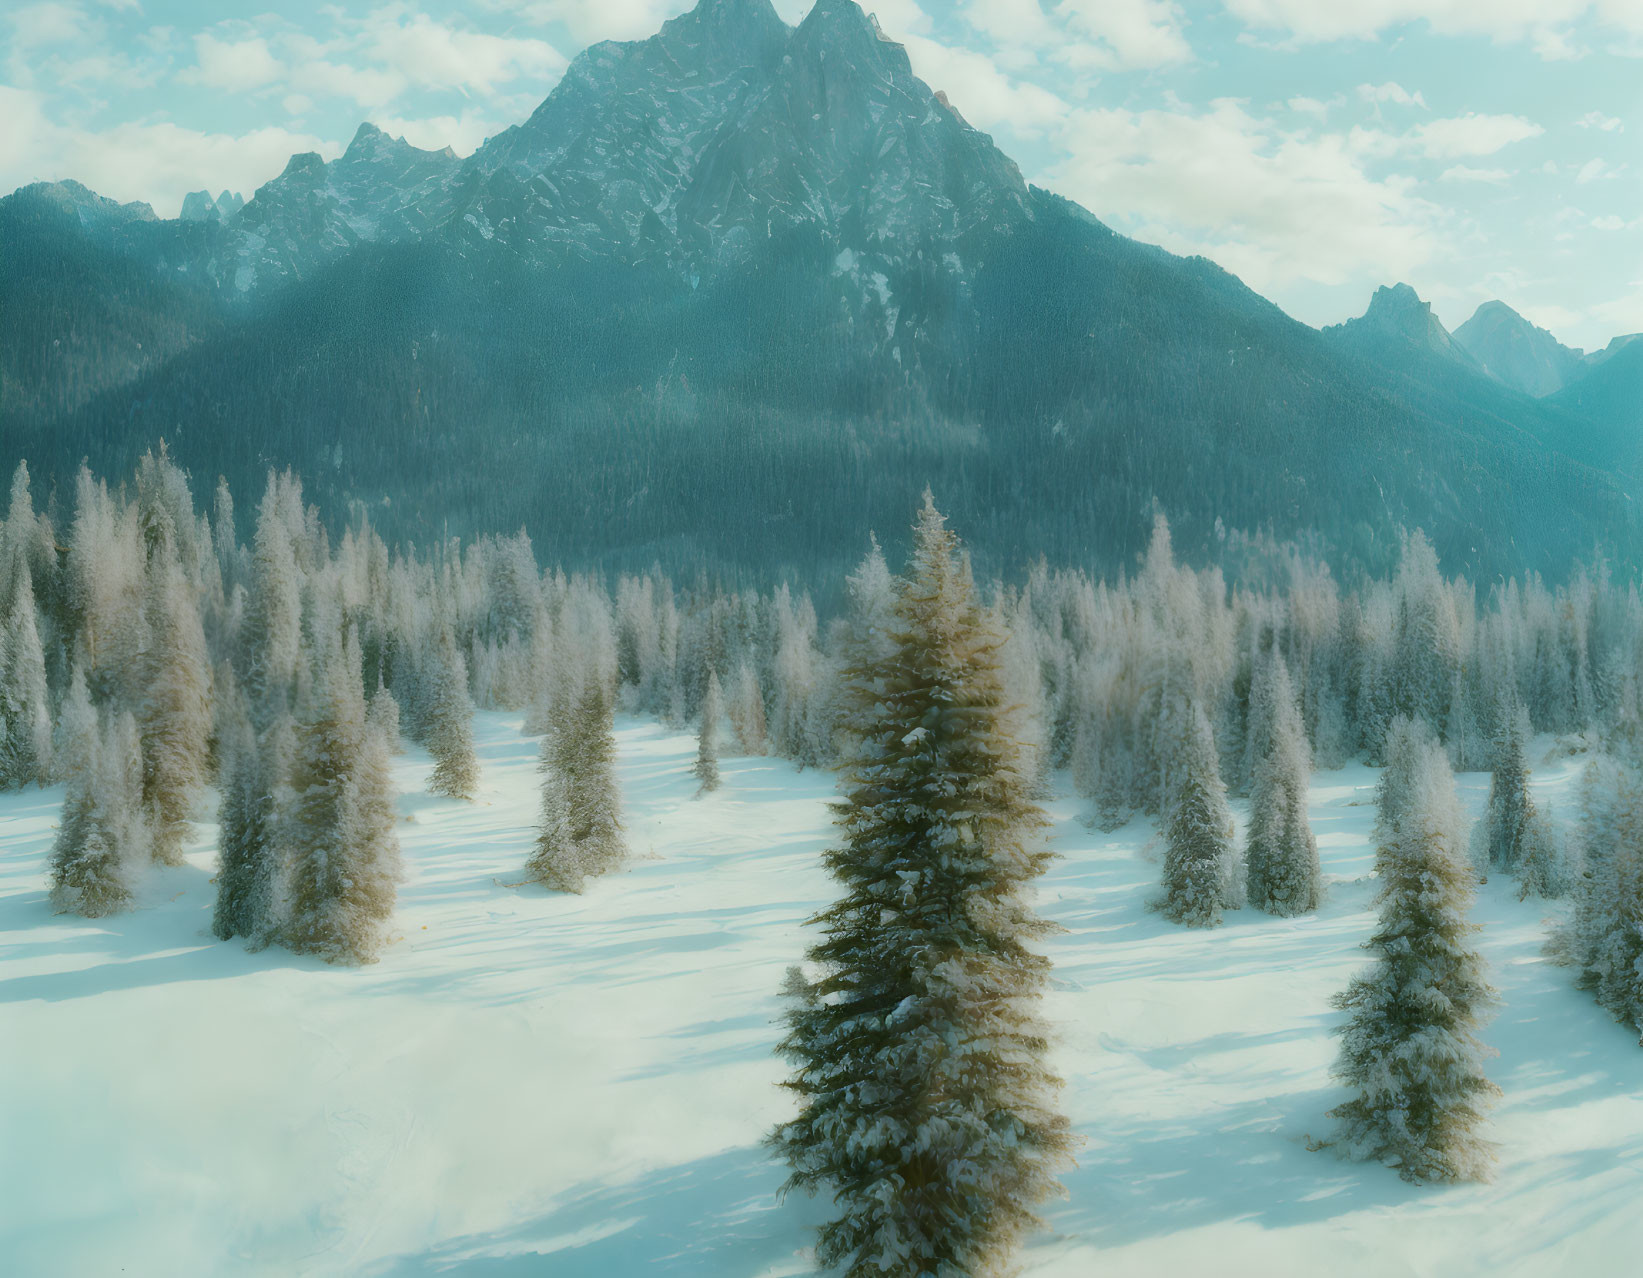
[2,0,1638,349]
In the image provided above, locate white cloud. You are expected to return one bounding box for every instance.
[1439,165,1511,182]
[1056,0,1193,69]
[0,84,341,216]
[1356,81,1426,108]
[1403,112,1542,158]
[480,0,682,44]
[166,10,569,118]
[1577,110,1624,130]
[859,0,933,38]
[1576,157,1621,181]
[1589,287,1643,339]
[181,34,283,90]
[898,32,1068,136]
[962,0,1060,49]
[1221,0,1643,56]
[353,11,566,99]
[282,93,313,116]
[7,2,89,50]
[1591,214,1626,229]
[1043,98,1440,291]
[283,46,408,114]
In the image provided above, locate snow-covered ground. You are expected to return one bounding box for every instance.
[1,715,1639,1275]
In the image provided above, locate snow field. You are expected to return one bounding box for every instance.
[1,715,1640,1275]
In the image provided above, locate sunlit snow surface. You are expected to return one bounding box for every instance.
[2,715,1640,1275]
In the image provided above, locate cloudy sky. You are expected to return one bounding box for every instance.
[3,0,1639,348]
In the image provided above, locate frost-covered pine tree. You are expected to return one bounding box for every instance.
[1374,715,1436,862]
[212,691,281,943]
[1238,642,1279,797]
[138,561,213,864]
[240,472,305,725]
[526,674,625,892]
[694,668,722,794]
[283,635,402,964]
[1480,701,1534,875]
[726,660,768,756]
[1245,654,1320,916]
[425,627,479,799]
[367,677,403,753]
[0,559,52,788]
[1514,810,1564,902]
[1329,738,1499,1182]
[1159,702,1240,927]
[772,495,1072,1276]
[1550,759,1643,1041]
[48,675,136,917]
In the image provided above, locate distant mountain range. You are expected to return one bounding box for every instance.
[2,0,1638,582]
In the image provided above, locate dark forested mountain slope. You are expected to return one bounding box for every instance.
[1547,341,1643,473]
[1,0,1635,583]
[1453,301,1587,398]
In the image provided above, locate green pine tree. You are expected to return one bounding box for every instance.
[772,495,1072,1276]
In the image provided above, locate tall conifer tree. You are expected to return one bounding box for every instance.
[138,560,213,863]
[526,673,625,892]
[425,627,479,799]
[773,495,1072,1276]
[1245,654,1320,916]
[1329,738,1499,1182]
[213,690,281,943]
[694,669,723,794]
[1159,702,1239,926]
[284,635,402,964]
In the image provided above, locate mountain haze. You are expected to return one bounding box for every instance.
[1453,301,1586,398]
[1,0,1636,582]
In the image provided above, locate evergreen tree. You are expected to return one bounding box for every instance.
[284,636,402,964]
[1551,760,1643,1040]
[240,472,304,725]
[0,560,52,787]
[694,669,722,794]
[1159,702,1240,926]
[425,628,479,799]
[1480,701,1534,875]
[367,677,403,753]
[1374,715,1437,860]
[1514,811,1564,902]
[212,693,280,943]
[526,674,625,892]
[1238,641,1279,797]
[772,495,1072,1277]
[1329,740,1499,1182]
[138,561,213,863]
[726,659,768,756]
[47,677,137,917]
[1245,654,1320,916]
